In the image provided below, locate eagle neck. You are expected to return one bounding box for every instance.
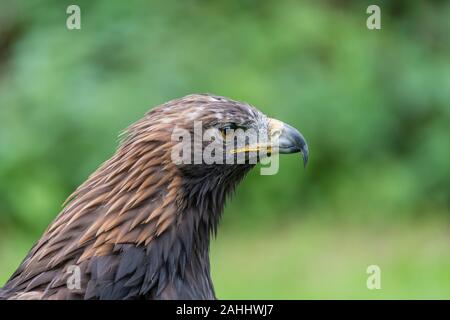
[151,165,253,299]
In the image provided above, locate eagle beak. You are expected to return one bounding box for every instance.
[230,118,309,168]
[269,119,309,167]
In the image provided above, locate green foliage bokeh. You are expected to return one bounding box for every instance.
[0,0,449,297]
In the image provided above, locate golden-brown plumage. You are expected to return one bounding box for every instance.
[0,93,308,300]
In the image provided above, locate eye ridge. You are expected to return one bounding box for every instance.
[220,123,246,132]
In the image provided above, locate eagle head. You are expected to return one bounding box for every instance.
[127,93,308,177]
[119,93,309,234]
[1,93,308,300]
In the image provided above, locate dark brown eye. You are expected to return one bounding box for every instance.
[219,123,239,138]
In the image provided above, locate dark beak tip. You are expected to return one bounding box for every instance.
[301,146,309,168]
[278,122,309,168]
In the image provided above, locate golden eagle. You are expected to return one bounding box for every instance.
[0,94,308,299]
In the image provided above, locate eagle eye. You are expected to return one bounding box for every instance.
[218,123,243,138]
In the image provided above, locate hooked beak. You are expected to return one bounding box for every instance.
[229,118,309,168]
[269,119,309,167]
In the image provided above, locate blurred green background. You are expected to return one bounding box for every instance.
[1,0,450,299]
